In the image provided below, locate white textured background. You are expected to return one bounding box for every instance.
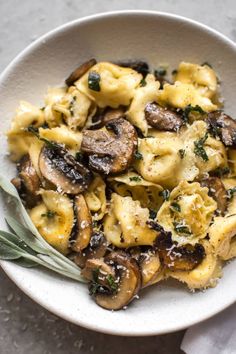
[0,1,235,353]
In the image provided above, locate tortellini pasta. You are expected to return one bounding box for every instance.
[209,215,236,260]
[50,86,94,130]
[179,120,227,180]
[157,81,218,112]
[157,181,217,245]
[127,74,160,135]
[76,62,142,108]
[104,193,157,248]
[169,241,222,289]
[43,87,67,127]
[208,177,236,260]
[108,171,163,211]
[84,175,106,220]
[134,132,182,188]
[39,125,82,152]
[7,101,45,161]
[175,61,218,99]
[29,190,74,255]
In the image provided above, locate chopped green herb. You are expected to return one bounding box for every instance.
[178,149,185,159]
[75,152,83,162]
[88,71,101,92]
[173,221,191,235]
[149,209,157,220]
[172,69,178,75]
[140,78,147,87]
[40,106,45,111]
[27,125,58,149]
[154,67,167,77]
[159,189,170,201]
[194,133,209,162]
[170,202,181,213]
[106,274,118,292]
[182,104,205,123]
[69,96,77,116]
[129,176,142,182]
[41,210,56,218]
[202,62,212,68]
[134,151,143,160]
[208,124,221,138]
[213,166,230,177]
[227,187,236,200]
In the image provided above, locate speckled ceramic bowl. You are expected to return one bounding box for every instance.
[0,11,236,336]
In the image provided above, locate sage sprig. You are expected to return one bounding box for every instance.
[0,176,87,283]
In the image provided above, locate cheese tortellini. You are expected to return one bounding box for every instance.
[169,241,222,289]
[108,171,163,211]
[76,62,142,108]
[127,74,160,135]
[157,181,217,245]
[104,193,157,248]
[134,132,182,188]
[29,190,74,255]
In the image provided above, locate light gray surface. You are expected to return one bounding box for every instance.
[0,1,235,353]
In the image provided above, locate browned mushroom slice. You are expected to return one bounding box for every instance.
[82,258,116,290]
[11,155,41,208]
[90,107,125,129]
[94,251,141,310]
[116,60,149,77]
[71,195,92,252]
[155,232,205,271]
[81,118,138,174]
[65,58,97,86]
[138,249,162,288]
[145,102,183,131]
[74,231,108,268]
[200,177,227,215]
[39,145,92,194]
[207,111,236,147]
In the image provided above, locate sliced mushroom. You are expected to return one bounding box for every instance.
[90,107,125,129]
[81,118,138,174]
[116,60,149,77]
[71,195,92,252]
[65,58,97,86]
[90,251,141,310]
[200,177,227,215]
[11,155,41,208]
[155,231,205,271]
[39,145,92,194]
[82,258,116,290]
[145,102,183,131]
[138,248,162,288]
[74,231,108,268]
[207,111,236,147]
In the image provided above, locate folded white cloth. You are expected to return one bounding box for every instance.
[181,302,236,354]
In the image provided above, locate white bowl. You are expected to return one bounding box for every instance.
[0,10,236,336]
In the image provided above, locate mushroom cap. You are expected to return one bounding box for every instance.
[65,58,97,86]
[207,111,236,147]
[81,118,138,175]
[200,177,227,215]
[12,154,41,208]
[74,231,108,268]
[145,102,183,131]
[95,251,141,310]
[71,194,92,252]
[155,231,206,271]
[39,145,92,194]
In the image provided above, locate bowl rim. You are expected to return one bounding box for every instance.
[0,10,236,336]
